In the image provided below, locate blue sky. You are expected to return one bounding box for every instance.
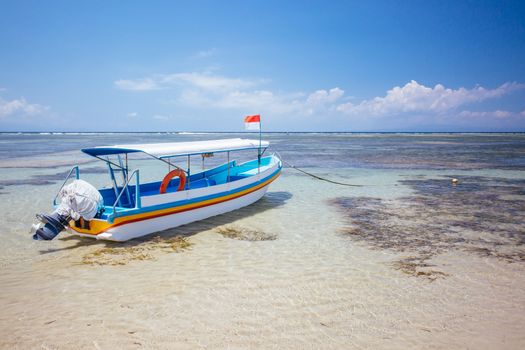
[1,0,524,131]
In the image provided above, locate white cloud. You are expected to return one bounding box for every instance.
[176,86,309,115]
[458,110,513,119]
[115,72,524,126]
[0,97,49,118]
[306,88,344,105]
[217,90,276,109]
[162,73,257,91]
[153,114,171,121]
[114,78,159,91]
[114,72,258,92]
[337,80,524,116]
[127,112,138,118]
[304,88,344,115]
[216,90,303,114]
[115,72,302,115]
[192,48,217,59]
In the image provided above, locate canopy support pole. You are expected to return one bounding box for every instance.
[227,151,230,183]
[157,156,186,174]
[93,155,125,170]
[187,155,191,190]
[117,155,132,207]
[107,160,122,208]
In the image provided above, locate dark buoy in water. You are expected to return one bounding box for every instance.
[32,212,71,240]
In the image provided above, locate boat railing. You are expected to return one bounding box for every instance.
[53,166,80,206]
[112,169,141,217]
[272,151,283,167]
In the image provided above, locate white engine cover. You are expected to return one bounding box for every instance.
[56,179,103,220]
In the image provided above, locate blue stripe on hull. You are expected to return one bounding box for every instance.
[108,165,282,223]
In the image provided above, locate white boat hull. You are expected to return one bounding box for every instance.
[69,183,270,241]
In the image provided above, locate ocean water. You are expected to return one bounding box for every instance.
[0,132,524,349]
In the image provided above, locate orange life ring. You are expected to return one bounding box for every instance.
[159,169,186,194]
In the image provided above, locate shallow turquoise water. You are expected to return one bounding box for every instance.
[0,132,524,266]
[0,132,524,349]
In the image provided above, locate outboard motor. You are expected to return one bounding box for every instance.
[31,179,103,241]
[33,212,71,240]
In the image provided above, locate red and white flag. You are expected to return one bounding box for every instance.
[244,114,260,130]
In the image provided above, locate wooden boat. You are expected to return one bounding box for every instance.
[32,138,282,241]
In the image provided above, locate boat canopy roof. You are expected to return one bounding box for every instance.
[81,138,269,159]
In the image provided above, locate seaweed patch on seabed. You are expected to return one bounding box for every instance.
[81,236,193,266]
[0,167,106,188]
[329,176,525,280]
[215,225,277,241]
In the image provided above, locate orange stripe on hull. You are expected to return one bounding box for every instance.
[70,171,280,236]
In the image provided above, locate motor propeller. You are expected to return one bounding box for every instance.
[31,212,72,240]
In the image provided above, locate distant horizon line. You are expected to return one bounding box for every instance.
[1,131,524,134]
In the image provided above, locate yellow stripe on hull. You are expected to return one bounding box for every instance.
[69,171,280,236]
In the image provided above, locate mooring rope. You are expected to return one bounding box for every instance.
[280,158,362,187]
